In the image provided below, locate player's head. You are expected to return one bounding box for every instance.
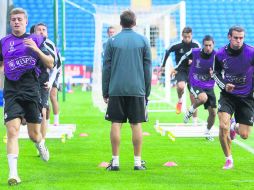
[228,26,245,50]
[9,8,28,36]
[107,26,115,37]
[120,10,136,28]
[35,23,48,38]
[202,35,214,54]
[30,25,36,34]
[182,26,192,44]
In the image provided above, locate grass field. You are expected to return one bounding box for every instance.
[0,86,254,190]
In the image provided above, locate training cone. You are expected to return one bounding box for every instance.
[79,133,88,137]
[99,162,109,168]
[142,132,150,136]
[164,162,178,167]
[61,134,66,143]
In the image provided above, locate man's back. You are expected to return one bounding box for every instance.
[103,28,151,97]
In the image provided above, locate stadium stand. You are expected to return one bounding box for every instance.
[12,0,254,66]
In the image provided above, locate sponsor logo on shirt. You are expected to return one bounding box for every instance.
[7,56,36,71]
[8,41,15,52]
[195,59,201,68]
[225,73,246,85]
[222,59,229,69]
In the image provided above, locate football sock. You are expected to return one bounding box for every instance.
[134,156,141,166]
[112,156,119,166]
[8,154,18,177]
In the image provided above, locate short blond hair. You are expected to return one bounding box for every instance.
[9,8,28,20]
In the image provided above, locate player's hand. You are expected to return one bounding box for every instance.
[225,83,235,92]
[188,60,192,65]
[145,96,149,106]
[170,69,177,78]
[103,97,109,104]
[44,82,51,90]
[209,67,213,77]
[160,66,165,73]
[23,38,40,53]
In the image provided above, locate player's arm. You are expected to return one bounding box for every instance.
[44,39,58,67]
[213,56,227,90]
[45,66,58,89]
[102,39,112,102]
[174,49,193,70]
[161,45,175,68]
[143,38,152,99]
[23,38,54,69]
[56,51,62,72]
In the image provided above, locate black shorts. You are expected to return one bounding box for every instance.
[105,96,147,123]
[175,70,188,83]
[40,87,49,108]
[4,72,42,123]
[175,70,191,91]
[52,72,60,89]
[190,86,217,109]
[218,92,254,126]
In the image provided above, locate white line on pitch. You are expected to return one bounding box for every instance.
[233,139,254,155]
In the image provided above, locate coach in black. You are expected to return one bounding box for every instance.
[161,27,200,118]
[102,10,152,171]
[213,26,254,170]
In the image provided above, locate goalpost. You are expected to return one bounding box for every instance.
[91,1,186,113]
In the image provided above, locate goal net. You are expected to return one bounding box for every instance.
[91,1,186,112]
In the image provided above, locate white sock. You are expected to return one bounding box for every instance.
[37,139,45,146]
[7,154,18,177]
[230,121,236,130]
[189,105,196,113]
[178,98,183,103]
[112,156,119,166]
[54,114,59,124]
[134,156,141,166]
[192,117,198,124]
[47,119,50,126]
[205,128,210,134]
[226,155,233,162]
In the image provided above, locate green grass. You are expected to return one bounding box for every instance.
[0,86,254,189]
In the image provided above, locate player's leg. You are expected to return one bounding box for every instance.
[237,124,251,139]
[6,118,21,186]
[109,122,122,170]
[40,108,47,140]
[4,97,23,185]
[25,100,49,162]
[27,123,49,162]
[234,97,254,140]
[175,71,186,114]
[105,96,126,171]
[217,92,235,169]
[40,88,49,140]
[190,93,198,124]
[131,123,146,170]
[184,87,207,123]
[50,87,59,125]
[218,111,233,169]
[205,107,216,141]
[204,89,217,140]
[128,97,147,170]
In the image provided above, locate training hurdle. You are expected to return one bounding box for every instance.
[154,120,219,138]
[18,124,76,140]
